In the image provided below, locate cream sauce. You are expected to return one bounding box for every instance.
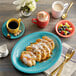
[24,54,31,58]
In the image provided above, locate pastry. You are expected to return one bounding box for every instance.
[20,51,36,66]
[20,36,55,67]
[42,36,55,50]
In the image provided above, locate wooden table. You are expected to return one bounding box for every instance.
[0,0,76,76]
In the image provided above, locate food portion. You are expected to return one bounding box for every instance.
[20,51,36,67]
[58,22,73,35]
[20,36,55,67]
[37,11,49,22]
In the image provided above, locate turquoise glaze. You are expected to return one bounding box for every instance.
[2,21,25,39]
[11,31,62,73]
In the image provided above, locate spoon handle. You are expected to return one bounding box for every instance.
[66,2,73,13]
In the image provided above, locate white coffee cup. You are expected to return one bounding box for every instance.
[52,1,69,18]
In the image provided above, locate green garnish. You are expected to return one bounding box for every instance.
[35,0,39,2]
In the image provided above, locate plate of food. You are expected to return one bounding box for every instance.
[55,20,75,37]
[11,31,62,73]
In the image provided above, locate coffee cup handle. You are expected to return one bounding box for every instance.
[32,18,37,24]
[64,3,69,10]
[18,18,21,23]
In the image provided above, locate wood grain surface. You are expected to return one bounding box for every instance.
[0,0,76,76]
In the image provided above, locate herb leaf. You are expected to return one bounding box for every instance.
[35,0,39,2]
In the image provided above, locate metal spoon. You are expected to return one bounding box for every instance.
[62,2,73,19]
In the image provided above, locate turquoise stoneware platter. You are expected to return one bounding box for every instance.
[2,21,25,39]
[11,31,62,73]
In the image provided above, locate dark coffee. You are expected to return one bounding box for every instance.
[8,21,18,29]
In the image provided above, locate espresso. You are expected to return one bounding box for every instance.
[54,4,63,11]
[8,21,18,29]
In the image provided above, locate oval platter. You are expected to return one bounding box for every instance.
[11,31,62,73]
